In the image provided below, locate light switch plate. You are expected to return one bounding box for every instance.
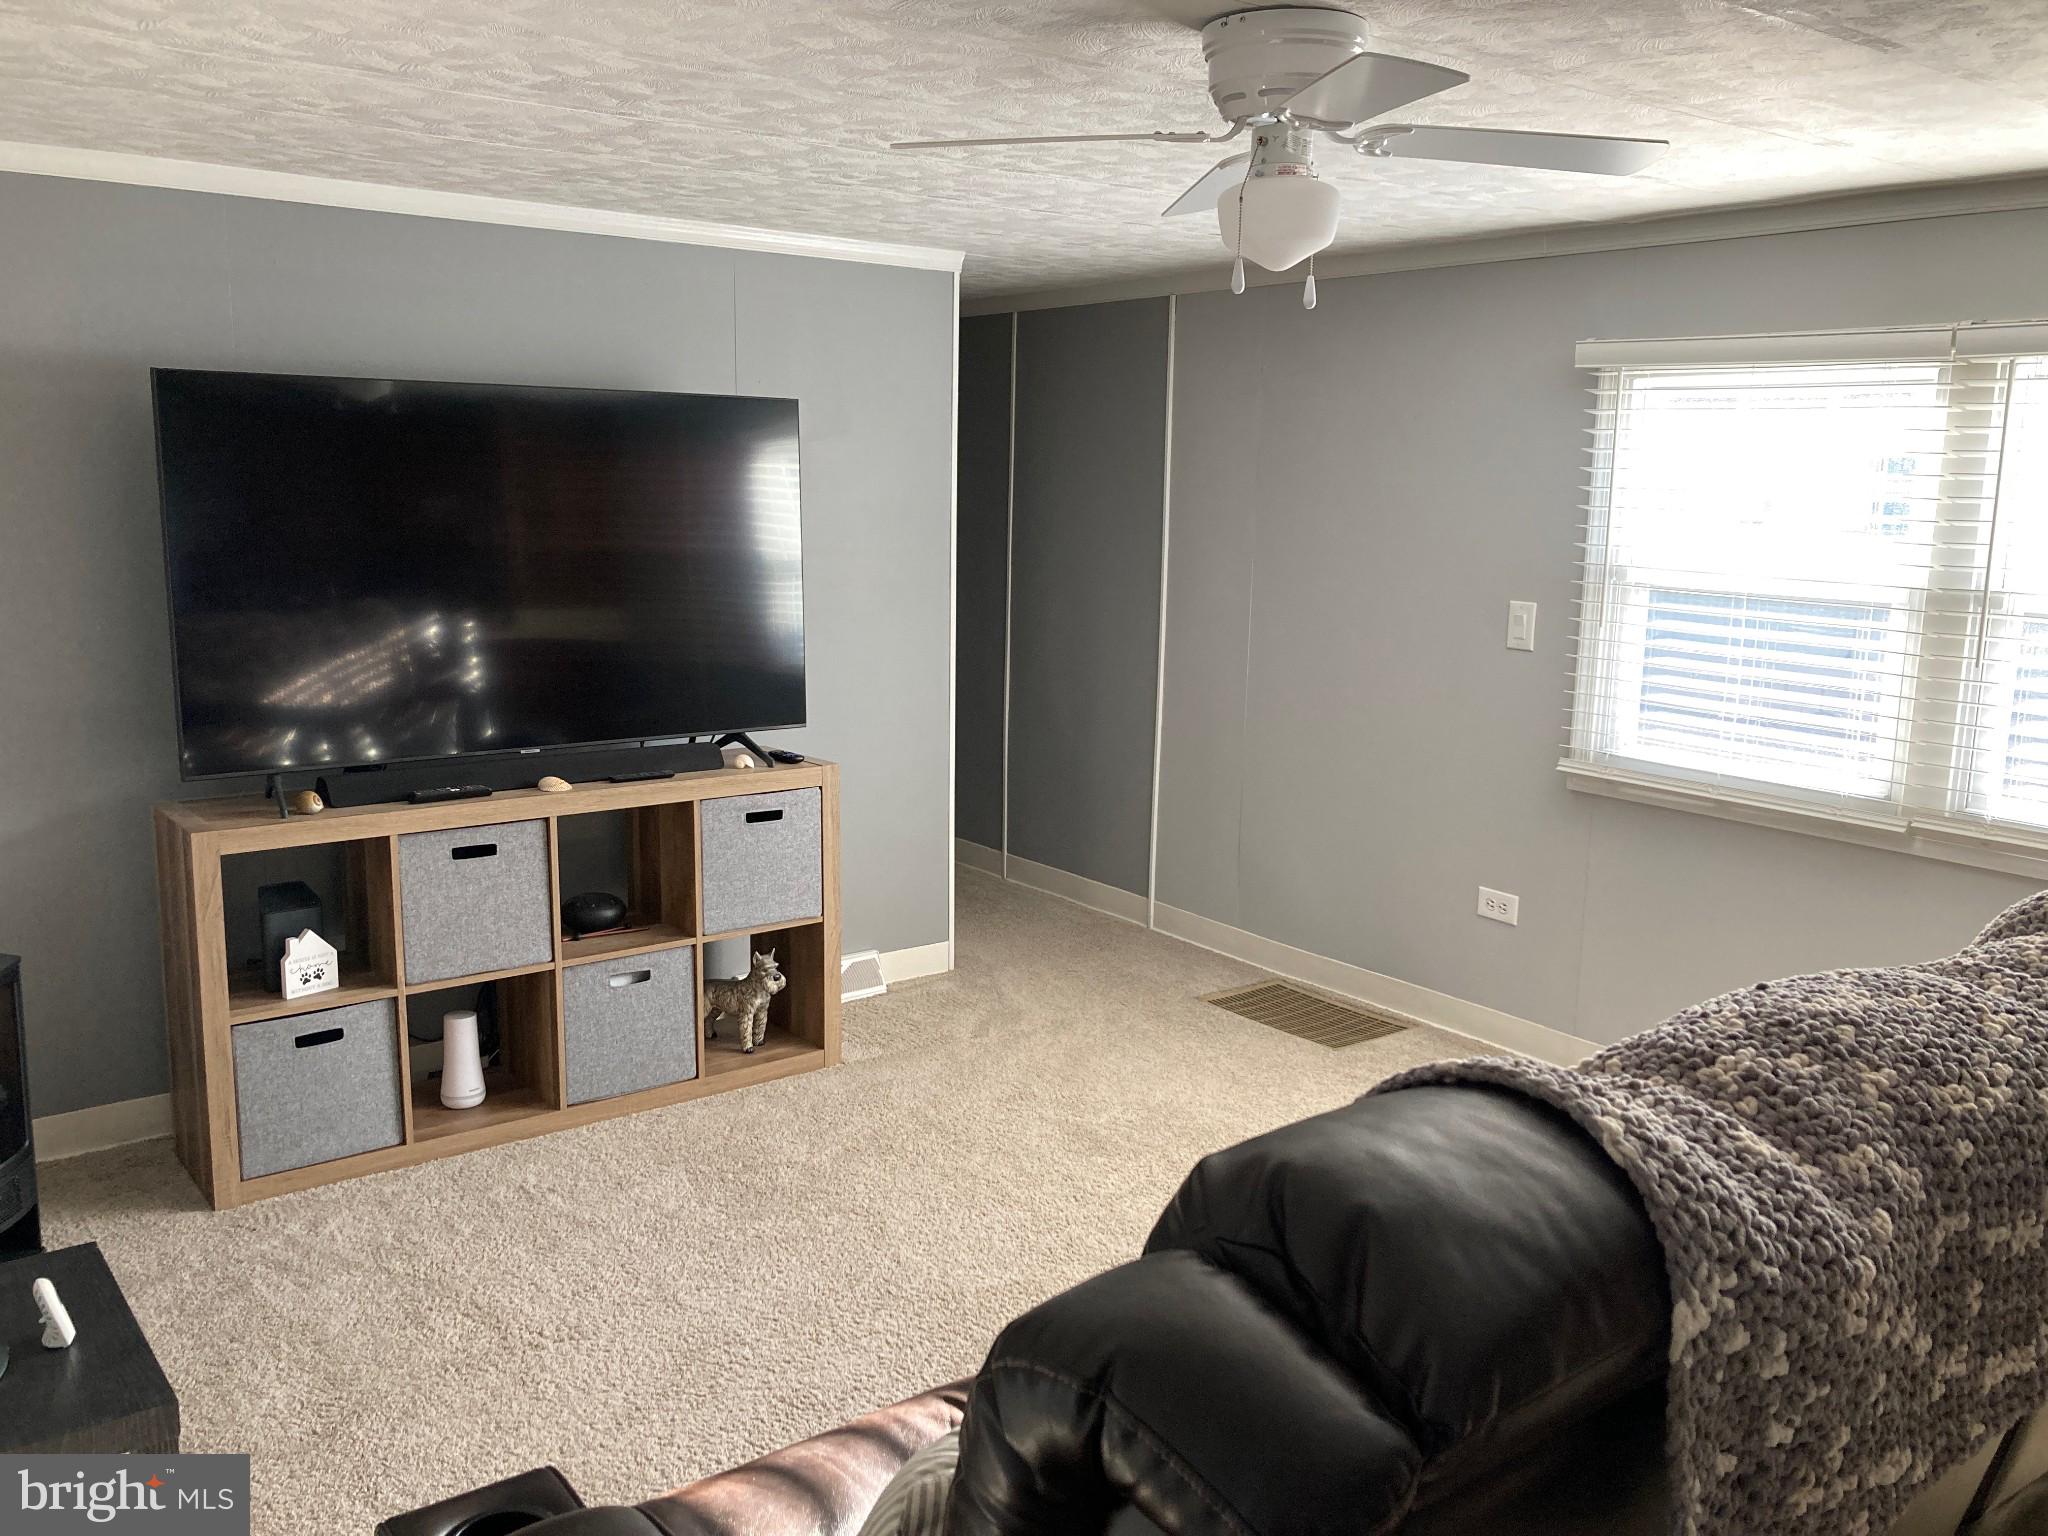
[1506,600,1537,652]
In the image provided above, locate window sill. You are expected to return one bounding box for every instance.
[1559,761,2048,882]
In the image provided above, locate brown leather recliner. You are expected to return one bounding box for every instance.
[376,1385,969,1536]
[379,1376,2048,1536]
[943,1086,2048,1536]
[384,1089,2048,1536]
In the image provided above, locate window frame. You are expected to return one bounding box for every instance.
[1564,329,2048,879]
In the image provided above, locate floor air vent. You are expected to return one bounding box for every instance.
[1203,980,1411,1048]
[840,950,887,1003]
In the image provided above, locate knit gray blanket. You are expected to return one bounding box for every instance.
[1377,892,2048,1536]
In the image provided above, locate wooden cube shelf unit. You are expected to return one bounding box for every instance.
[153,761,840,1208]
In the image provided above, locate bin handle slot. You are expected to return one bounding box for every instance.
[744,809,784,824]
[294,1026,345,1049]
[451,843,499,860]
[608,970,654,990]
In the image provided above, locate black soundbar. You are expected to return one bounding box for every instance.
[314,741,726,808]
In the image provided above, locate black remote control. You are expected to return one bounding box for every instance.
[769,749,806,764]
[409,784,493,803]
[609,769,677,783]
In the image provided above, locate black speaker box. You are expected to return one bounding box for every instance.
[257,881,325,994]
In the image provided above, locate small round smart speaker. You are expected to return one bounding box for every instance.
[562,891,627,937]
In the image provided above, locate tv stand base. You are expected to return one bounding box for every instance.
[715,731,774,763]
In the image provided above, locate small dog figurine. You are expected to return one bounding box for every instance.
[704,950,786,1053]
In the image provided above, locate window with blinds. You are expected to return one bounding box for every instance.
[1567,326,2048,850]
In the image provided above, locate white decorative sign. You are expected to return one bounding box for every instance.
[281,929,340,1001]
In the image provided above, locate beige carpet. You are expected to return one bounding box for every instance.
[42,869,1463,1532]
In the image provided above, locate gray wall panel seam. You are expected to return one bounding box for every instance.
[1002,309,1019,876]
[1148,296,1176,928]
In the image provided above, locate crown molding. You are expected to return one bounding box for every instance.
[0,140,965,274]
[963,172,2048,315]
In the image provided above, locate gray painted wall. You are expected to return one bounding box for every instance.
[955,315,1012,852]
[0,171,955,1118]
[1159,207,2048,1044]
[1005,299,1170,896]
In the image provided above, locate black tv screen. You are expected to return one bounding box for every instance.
[152,369,804,780]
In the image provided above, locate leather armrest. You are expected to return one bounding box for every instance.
[1148,1083,1669,1472]
[948,1250,1422,1536]
[633,1384,968,1536]
[1972,1479,2048,1536]
[377,1466,584,1536]
[1969,1412,2048,1530]
[524,1515,668,1535]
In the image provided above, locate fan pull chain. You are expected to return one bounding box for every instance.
[1303,255,1317,310]
[1230,145,1255,298]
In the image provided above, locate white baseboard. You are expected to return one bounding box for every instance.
[878,940,953,985]
[34,1093,173,1162]
[953,839,1004,876]
[1001,853,1150,927]
[1151,903,1596,1068]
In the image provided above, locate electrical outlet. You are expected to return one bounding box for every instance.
[1478,887,1520,926]
[1506,600,1537,652]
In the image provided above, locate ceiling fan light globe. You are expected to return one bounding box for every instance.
[1215,174,1339,272]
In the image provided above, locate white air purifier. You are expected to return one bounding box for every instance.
[440,1009,486,1110]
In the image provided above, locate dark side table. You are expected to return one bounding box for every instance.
[0,1241,179,1452]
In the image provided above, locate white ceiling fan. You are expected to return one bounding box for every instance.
[893,7,1667,307]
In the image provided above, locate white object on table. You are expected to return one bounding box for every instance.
[440,1009,486,1110]
[33,1277,75,1350]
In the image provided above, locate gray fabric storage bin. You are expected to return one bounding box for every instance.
[232,999,403,1179]
[563,945,697,1105]
[398,819,554,984]
[701,788,823,935]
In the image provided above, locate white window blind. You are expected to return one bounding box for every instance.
[1567,324,2048,852]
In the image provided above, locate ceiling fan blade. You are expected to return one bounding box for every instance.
[1162,153,1252,217]
[1277,52,1468,127]
[1361,125,1667,175]
[892,130,1215,150]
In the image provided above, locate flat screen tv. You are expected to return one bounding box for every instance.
[152,369,804,782]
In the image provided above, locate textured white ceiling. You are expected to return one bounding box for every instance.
[5,1,2048,298]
